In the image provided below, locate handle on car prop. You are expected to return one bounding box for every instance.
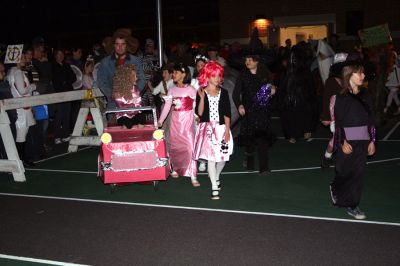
[104,106,158,127]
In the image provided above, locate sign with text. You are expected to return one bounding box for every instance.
[4,44,24,64]
[358,24,392,47]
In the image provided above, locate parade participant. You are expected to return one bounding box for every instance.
[384,51,400,115]
[317,39,335,85]
[191,54,209,90]
[158,63,199,186]
[193,61,233,200]
[97,30,144,109]
[233,53,276,174]
[112,64,144,129]
[149,63,174,113]
[206,44,226,67]
[149,64,174,153]
[320,53,347,169]
[191,54,209,172]
[329,58,376,220]
[279,43,316,143]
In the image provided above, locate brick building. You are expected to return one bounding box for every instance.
[219,0,400,49]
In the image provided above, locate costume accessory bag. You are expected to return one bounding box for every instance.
[33,105,49,121]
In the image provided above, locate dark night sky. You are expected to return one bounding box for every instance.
[2,0,219,51]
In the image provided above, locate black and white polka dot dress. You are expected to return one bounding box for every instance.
[193,90,233,162]
[206,90,220,122]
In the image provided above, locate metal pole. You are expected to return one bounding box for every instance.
[157,0,164,67]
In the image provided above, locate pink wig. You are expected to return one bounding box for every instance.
[198,60,224,87]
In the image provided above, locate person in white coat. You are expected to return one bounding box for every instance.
[317,39,335,85]
[7,53,36,166]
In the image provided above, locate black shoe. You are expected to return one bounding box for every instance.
[347,206,366,220]
[245,156,255,171]
[321,155,334,169]
[211,190,220,200]
[259,170,271,176]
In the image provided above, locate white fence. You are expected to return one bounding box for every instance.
[0,88,104,182]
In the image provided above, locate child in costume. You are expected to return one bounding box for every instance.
[191,54,209,172]
[112,64,144,129]
[193,61,233,200]
[158,63,199,186]
[330,58,376,220]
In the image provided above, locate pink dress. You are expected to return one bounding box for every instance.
[114,86,142,119]
[158,85,197,178]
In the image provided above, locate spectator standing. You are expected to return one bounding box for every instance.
[0,62,17,160]
[32,40,53,153]
[51,49,76,144]
[82,56,95,89]
[69,47,84,70]
[23,47,46,160]
[7,53,36,166]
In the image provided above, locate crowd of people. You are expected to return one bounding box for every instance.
[1,27,399,219]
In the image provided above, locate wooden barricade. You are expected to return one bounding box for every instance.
[0,88,104,182]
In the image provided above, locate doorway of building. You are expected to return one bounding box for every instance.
[280,25,327,46]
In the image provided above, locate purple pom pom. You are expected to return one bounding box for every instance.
[255,84,272,107]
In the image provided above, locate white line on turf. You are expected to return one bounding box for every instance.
[0,254,89,266]
[0,192,399,227]
[26,168,98,174]
[24,157,400,175]
[383,121,400,141]
[34,146,92,163]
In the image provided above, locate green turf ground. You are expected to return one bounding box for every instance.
[1,138,399,224]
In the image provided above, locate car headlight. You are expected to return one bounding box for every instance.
[101,133,112,144]
[153,129,164,140]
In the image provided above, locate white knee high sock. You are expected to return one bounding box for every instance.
[215,161,226,183]
[207,161,218,190]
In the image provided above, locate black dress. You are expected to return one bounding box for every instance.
[278,66,316,139]
[232,63,274,172]
[233,63,273,141]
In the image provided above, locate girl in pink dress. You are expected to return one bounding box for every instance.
[112,64,144,128]
[193,61,233,200]
[158,63,199,186]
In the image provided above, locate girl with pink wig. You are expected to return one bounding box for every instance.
[193,61,233,200]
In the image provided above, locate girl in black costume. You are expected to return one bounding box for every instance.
[330,59,376,220]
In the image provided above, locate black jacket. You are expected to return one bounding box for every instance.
[51,61,76,93]
[195,88,231,125]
